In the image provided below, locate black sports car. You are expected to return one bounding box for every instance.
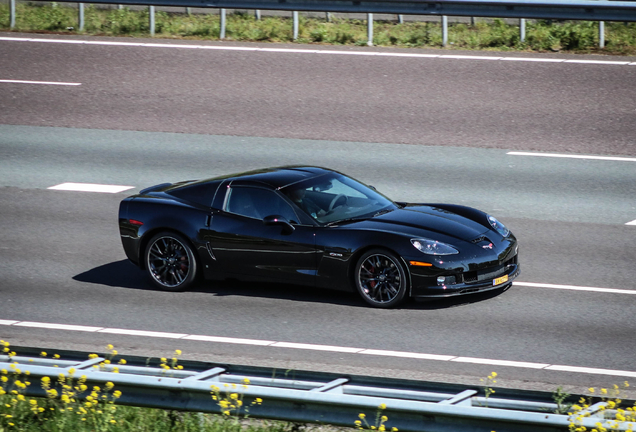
[119,166,519,308]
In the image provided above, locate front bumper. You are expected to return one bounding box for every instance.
[410,261,520,299]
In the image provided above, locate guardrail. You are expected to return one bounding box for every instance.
[6,0,636,47]
[1,346,634,432]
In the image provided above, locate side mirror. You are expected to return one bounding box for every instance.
[263,215,295,234]
[368,185,377,191]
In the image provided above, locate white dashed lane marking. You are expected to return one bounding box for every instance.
[514,282,636,295]
[507,151,636,162]
[0,79,82,86]
[2,319,636,378]
[48,183,134,193]
[626,220,636,226]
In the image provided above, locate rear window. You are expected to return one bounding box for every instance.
[167,181,220,207]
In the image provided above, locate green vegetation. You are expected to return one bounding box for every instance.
[567,383,636,432]
[1,4,636,54]
[354,404,398,432]
[0,340,296,432]
[3,339,636,432]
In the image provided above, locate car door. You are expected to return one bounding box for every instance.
[204,185,319,286]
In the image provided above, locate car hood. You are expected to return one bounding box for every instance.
[343,205,490,242]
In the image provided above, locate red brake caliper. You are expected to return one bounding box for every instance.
[369,265,376,289]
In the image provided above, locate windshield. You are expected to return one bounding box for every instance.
[281,173,397,224]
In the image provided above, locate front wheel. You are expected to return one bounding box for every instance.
[145,232,197,292]
[354,249,408,308]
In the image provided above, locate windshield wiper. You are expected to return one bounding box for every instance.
[373,208,395,217]
[325,217,369,227]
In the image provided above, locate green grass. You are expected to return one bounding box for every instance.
[1,4,635,54]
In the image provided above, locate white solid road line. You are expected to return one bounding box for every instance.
[513,282,636,295]
[0,79,81,86]
[507,151,636,162]
[626,220,636,226]
[48,183,134,193]
[2,36,636,66]
[2,319,636,378]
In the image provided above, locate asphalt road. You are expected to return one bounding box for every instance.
[1,34,635,155]
[1,34,635,397]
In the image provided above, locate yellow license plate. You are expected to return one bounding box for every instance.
[493,275,509,286]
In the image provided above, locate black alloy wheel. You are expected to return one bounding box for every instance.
[145,232,197,291]
[354,249,408,308]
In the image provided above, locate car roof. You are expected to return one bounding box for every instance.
[210,166,334,189]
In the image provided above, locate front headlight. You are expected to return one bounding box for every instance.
[488,215,510,237]
[411,239,459,255]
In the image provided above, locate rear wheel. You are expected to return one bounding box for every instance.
[145,232,197,291]
[354,249,408,308]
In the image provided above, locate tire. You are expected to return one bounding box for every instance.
[354,249,408,308]
[144,232,198,292]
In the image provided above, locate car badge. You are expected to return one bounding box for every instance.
[482,243,494,249]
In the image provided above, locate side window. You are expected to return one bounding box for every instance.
[225,187,300,223]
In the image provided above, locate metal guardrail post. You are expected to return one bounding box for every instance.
[599,21,605,47]
[10,0,16,28]
[118,4,123,9]
[326,12,331,22]
[220,8,226,39]
[442,15,448,46]
[255,9,261,19]
[398,14,403,24]
[186,7,191,15]
[520,18,526,42]
[149,5,155,35]
[367,13,373,46]
[293,11,299,40]
[78,3,85,31]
